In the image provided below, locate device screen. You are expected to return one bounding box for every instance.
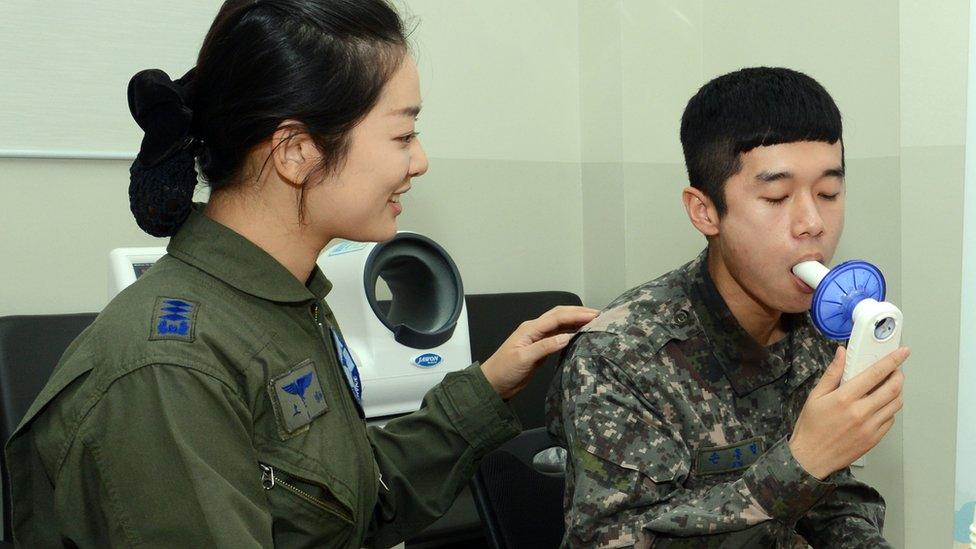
[132,262,155,279]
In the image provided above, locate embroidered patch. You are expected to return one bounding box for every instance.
[268,359,329,438]
[695,437,765,476]
[149,297,199,342]
[330,328,364,418]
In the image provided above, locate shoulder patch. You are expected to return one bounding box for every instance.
[149,297,199,342]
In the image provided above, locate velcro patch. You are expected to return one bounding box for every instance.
[150,297,199,342]
[268,359,329,438]
[695,437,765,476]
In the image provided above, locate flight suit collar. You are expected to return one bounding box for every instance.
[167,205,333,303]
[683,248,803,396]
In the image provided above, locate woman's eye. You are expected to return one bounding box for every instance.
[398,131,419,144]
[762,196,788,205]
[819,193,840,201]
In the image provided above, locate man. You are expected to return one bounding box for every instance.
[547,67,908,548]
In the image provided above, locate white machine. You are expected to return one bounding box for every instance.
[109,246,166,298]
[318,232,471,419]
[792,260,904,383]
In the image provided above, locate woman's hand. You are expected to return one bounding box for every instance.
[481,306,599,400]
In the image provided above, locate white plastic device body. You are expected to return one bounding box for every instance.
[317,238,472,420]
[792,261,904,383]
[108,246,167,299]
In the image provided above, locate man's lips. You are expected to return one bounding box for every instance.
[790,255,824,294]
[792,273,815,294]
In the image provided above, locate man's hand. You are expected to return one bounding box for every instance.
[789,346,909,479]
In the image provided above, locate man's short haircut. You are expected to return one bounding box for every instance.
[680,67,843,216]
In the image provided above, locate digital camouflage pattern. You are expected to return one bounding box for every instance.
[547,250,889,548]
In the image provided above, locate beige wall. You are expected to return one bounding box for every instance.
[899,2,969,547]
[393,0,586,298]
[0,0,586,316]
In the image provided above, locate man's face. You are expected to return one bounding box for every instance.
[713,140,845,313]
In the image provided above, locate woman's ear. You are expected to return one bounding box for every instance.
[270,121,321,187]
[682,186,721,237]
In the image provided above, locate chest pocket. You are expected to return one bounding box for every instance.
[254,419,361,546]
[577,405,690,484]
[258,457,355,547]
[250,328,377,547]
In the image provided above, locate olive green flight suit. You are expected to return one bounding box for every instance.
[5,208,520,548]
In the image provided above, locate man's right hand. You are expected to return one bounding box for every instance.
[788,346,909,480]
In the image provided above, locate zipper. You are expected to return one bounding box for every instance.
[260,463,353,524]
[309,303,383,504]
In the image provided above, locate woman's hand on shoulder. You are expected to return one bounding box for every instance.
[481,306,599,400]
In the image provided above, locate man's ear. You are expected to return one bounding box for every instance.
[682,186,721,237]
[270,121,321,187]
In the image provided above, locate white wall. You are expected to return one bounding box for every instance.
[0,2,220,155]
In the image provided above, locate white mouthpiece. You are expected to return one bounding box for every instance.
[792,261,830,289]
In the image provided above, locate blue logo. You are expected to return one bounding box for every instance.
[327,242,369,256]
[283,371,315,403]
[413,353,442,368]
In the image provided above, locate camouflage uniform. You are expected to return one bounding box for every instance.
[547,250,889,548]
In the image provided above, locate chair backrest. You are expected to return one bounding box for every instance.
[464,292,580,548]
[471,427,566,549]
[411,291,582,547]
[464,291,582,429]
[0,313,97,543]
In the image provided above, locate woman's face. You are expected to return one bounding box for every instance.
[306,54,428,244]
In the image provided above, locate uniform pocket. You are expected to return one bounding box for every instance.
[259,461,355,547]
[260,462,353,523]
[578,405,689,484]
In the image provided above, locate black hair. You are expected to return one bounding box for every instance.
[679,67,843,216]
[127,0,409,237]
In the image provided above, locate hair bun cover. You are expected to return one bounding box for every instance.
[127,68,198,237]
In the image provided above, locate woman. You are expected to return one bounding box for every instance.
[5,1,597,546]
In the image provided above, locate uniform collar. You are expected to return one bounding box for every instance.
[167,205,333,303]
[683,248,814,396]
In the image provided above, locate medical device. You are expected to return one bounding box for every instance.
[109,247,167,298]
[318,232,471,419]
[792,260,903,383]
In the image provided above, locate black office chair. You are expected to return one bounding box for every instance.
[463,292,583,549]
[406,291,582,549]
[465,291,583,430]
[0,313,98,545]
[471,427,566,549]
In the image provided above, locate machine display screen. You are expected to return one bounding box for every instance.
[132,262,155,279]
